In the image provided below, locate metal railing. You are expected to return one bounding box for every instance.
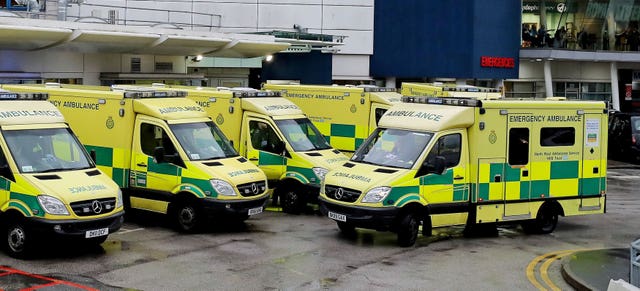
[1,0,222,31]
[632,239,640,287]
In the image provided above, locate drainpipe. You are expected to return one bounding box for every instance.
[58,0,68,21]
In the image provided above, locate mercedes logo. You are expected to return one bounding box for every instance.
[91,200,103,214]
[335,188,344,200]
[251,183,259,194]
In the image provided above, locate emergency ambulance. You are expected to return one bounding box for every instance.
[319,95,607,246]
[0,90,123,258]
[2,84,270,232]
[150,85,348,214]
[263,83,401,155]
[401,82,502,99]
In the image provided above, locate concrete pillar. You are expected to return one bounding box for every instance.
[610,62,620,111]
[544,60,553,97]
[385,77,396,88]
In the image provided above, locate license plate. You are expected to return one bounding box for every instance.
[248,207,263,216]
[85,228,109,238]
[328,211,346,222]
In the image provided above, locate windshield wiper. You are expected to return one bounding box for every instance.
[39,168,68,173]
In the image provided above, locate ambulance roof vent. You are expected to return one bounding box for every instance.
[0,90,48,101]
[401,96,482,107]
[232,90,281,98]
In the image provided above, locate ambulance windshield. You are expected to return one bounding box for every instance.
[170,121,239,161]
[275,118,332,152]
[5,128,94,173]
[351,128,432,169]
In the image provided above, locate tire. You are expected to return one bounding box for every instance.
[279,185,304,214]
[522,205,558,234]
[173,200,203,233]
[5,219,33,259]
[397,213,419,247]
[337,221,356,237]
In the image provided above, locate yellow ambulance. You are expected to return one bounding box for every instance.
[319,96,607,246]
[401,82,503,99]
[0,90,123,258]
[2,84,269,232]
[263,83,401,155]
[151,85,348,214]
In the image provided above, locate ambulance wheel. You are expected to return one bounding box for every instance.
[279,185,304,214]
[337,221,356,236]
[522,204,558,234]
[4,218,33,259]
[397,213,419,247]
[173,200,203,233]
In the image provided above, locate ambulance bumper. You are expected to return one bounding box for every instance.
[318,197,398,231]
[25,211,124,239]
[202,195,269,217]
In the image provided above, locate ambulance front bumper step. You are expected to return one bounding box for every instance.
[318,197,398,231]
[202,195,269,217]
[26,211,124,239]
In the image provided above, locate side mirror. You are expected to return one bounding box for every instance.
[274,141,286,155]
[429,156,447,175]
[153,146,165,163]
[90,149,97,162]
[0,156,13,181]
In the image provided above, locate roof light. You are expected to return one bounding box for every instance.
[121,89,187,98]
[0,92,48,100]
[401,96,481,107]
[362,87,398,92]
[232,90,281,98]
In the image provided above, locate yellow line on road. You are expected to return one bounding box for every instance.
[526,249,589,290]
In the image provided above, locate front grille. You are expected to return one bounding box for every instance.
[325,185,361,203]
[237,181,267,197]
[70,198,116,216]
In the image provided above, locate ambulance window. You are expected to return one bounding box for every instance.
[140,123,177,156]
[540,127,575,146]
[249,121,281,154]
[426,134,461,168]
[508,128,529,165]
[374,108,387,125]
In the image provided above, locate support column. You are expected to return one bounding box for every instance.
[544,60,553,97]
[611,62,620,111]
[385,77,396,88]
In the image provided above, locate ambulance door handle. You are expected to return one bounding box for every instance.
[494,175,501,182]
[522,170,529,177]
[593,167,599,174]
[137,163,147,168]
[454,175,464,180]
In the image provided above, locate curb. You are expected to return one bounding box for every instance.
[561,255,597,291]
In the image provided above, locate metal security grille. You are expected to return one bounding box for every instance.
[324,185,361,202]
[237,181,267,197]
[70,198,116,216]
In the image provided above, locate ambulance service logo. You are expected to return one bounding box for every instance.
[489,130,497,144]
[350,104,357,113]
[106,116,114,129]
[216,113,224,125]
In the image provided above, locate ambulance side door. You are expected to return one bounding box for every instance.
[505,120,532,218]
[580,113,605,208]
[419,129,469,224]
[244,117,286,184]
[130,117,181,211]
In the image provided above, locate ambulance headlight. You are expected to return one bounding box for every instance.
[116,189,123,208]
[312,167,328,182]
[210,179,237,196]
[362,187,391,203]
[37,195,70,215]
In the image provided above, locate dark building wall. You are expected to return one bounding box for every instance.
[371,0,521,80]
[261,51,333,84]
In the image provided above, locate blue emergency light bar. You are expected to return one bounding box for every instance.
[232,91,281,98]
[442,87,500,93]
[362,87,398,93]
[401,96,482,107]
[0,91,48,100]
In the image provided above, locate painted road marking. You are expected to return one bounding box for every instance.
[114,227,144,235]
[0,266,98,291]
[526,249,591,290]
